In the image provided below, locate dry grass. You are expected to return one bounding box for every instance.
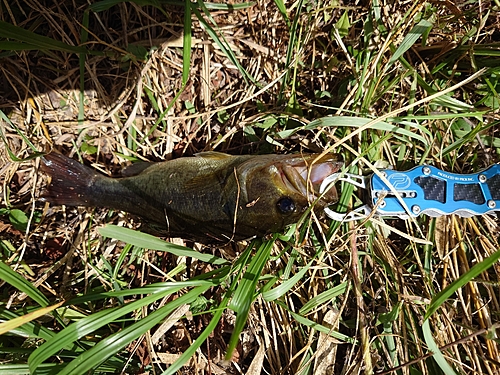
[1,0,500,374]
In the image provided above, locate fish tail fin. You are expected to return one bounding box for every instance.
[40,152,102,207]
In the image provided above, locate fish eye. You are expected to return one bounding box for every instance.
[277,197,296,215]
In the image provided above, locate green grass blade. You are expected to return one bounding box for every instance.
[298,282,349,315]
[262,259,313,301]
[0,301,64,336]
[199,1,255,10]
[228,239,274,313]
[273,0,290,27]
[278,0,303,104]
[192,1,254,84]
[0,308,56,341]
[149,84,187,134]
[0,42,40,50]
[53,285,210,375]
[142,86,168,135]
[396,112,486,121]
[183,0,192,85]
[88,0,169,12]
[66,279,220,305]
[378,302,402,366]
[161,297,228,375]
[0,111,44,159]
[389,19,433,64]
[88,0,128,11]
[78,11,90,124]
[442,119,498,156]
[226,237,275,358]
[425,247,500,320]
[99,225,228,265]
[422,319,457,374]
[276,300,355,344]
[28,286,183,373]
[0,262,50,307]
[89,0,255,12]
[0,21,87,54]
[307,116,431,145]
[0,363,69,375]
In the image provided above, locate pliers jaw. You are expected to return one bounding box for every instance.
[320,172,373,222]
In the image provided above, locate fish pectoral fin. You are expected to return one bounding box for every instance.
[194,151,233,160]
[121,161,155,177]
[184,175,222,191]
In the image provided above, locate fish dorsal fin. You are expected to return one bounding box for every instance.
[121,161,155,177]
[183,152,234,190]
[194,151,233,160]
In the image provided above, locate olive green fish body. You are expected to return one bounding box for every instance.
[41,152,342,242]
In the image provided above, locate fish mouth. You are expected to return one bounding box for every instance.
[279,157,341,202]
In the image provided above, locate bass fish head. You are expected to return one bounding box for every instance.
[234,153,343,237]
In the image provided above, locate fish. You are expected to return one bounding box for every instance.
[40,151,343,242]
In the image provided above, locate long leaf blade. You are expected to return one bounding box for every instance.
[54,285,210,375]
[425,247,500,320]
[99,225,228,265]
[0,21,87,54]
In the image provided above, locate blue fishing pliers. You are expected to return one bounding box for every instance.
[320,164,500,221]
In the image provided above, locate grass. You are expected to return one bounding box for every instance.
[1,0,500,374]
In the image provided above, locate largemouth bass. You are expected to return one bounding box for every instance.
[40,152,342,242]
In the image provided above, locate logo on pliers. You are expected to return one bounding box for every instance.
[387,173,411,189]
